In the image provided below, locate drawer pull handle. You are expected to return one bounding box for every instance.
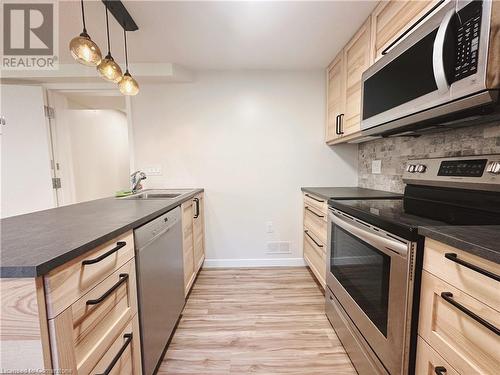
[305,230,323,248]
[305,194,325,203]
[193,198,200,219]
[82,241,127,266]
[96,333,133,375]
[440,292,500,336]
[86,273,129,306]
[444,253,500,282]
[305,207,325,218]
[434,366,447,375]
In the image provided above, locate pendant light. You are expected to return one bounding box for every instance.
[118,29,139,96]
[97,5,123,82]
[69,0,102,66]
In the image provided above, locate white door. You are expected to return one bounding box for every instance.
[1,85,55,218]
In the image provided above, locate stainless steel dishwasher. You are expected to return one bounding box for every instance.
[135,206,185,375]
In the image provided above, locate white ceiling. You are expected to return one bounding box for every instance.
[58,1,377,70]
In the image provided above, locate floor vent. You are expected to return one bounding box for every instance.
[266,241,291,254]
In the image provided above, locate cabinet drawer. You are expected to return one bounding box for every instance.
[303,232,326,287]
[90,316,142,375]
[49,259,138,374]
[415,337,459,375]
[418,271,500,374]
[45,231,135,319]
[423,238,500,312]
[303,193,327,214]
[304,206,327,243]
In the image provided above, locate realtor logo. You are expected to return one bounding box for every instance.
[2,1,58,69]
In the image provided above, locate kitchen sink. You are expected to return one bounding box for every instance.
[122,189,191,200]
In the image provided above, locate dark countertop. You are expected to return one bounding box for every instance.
[0,189,203,278]
[419,225,500,264]
[301,187,402,200]
[303,186,499,264]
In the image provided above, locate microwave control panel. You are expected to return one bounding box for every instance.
[453,1,482,81]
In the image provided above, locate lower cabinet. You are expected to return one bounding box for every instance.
[0,231,144,374]
[416,239,500,375]
[302,192,327,288]
[182,192,205,297]
[90,318,142,375]
[415,337,459,375]
[48,259,140,374]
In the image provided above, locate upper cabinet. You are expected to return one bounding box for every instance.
[326,53,344,143]
[326,19,372,144]
[371,0,439,62]
[343,18,372,138]
[325,0,440,145]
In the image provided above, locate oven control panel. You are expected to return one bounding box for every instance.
[437,159,487,177]
[403,155,500,190]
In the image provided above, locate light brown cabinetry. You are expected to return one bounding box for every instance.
[326,53,344,143]
[302,193,327,288]
[325,0,440,145]
[343,18,372,137]
[370,0,439,62]
[417,238,500,375]
[0,231,143,374]
[326,19,372,144]
[182,192,205,297]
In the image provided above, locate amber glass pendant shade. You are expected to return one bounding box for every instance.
[119,71,139,96]
[70,32,102,66]
[97,54,123,82]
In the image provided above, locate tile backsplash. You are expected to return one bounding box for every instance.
[358,122,500,193]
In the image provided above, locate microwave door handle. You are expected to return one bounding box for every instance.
[331,211,408,257]
[433,8,455,94]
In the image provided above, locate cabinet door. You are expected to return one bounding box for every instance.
[343,18,372,137]
[49,260,138,374]
[193,193,205,273]
[418,271,500,374]
[371,0,439,62]
[182,200,195,296]
[325,52,344,143]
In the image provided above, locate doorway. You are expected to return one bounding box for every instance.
[47,89,131,206]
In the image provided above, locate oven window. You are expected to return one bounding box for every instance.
[331,225,390,336]
[362,29,438,120]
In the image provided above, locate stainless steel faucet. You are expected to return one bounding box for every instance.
[130,171,147,192]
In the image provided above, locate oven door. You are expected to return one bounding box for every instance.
[326,209,412,375]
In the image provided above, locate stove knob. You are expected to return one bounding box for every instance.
[487,161,500,174]
[407,164,416,173]
[416,164,427,173]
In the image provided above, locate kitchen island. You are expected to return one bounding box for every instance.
[0,189,204,374]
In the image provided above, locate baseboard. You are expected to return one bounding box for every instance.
[203,257,307,268]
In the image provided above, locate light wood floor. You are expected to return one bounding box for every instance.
[158,267,356,375]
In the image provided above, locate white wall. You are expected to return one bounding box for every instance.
[1,85,55,218]
[130,71,358,266]
[58,109,130,203]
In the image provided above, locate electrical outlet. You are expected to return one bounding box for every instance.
[266,221,274,233]
[372,160,382,174]
[144,165,162,176]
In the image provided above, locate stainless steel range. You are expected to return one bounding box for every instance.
[325,154,500,375]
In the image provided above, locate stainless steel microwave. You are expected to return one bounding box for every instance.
[361,0,500,137]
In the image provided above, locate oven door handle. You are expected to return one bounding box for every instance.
[432,8,455,94]
[331,211,408,257]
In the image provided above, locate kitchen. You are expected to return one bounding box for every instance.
[0,0,499,374]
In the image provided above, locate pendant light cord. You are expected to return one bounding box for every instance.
[123,28,129,72]
[105,6,111,55]
[80,0,87,33]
